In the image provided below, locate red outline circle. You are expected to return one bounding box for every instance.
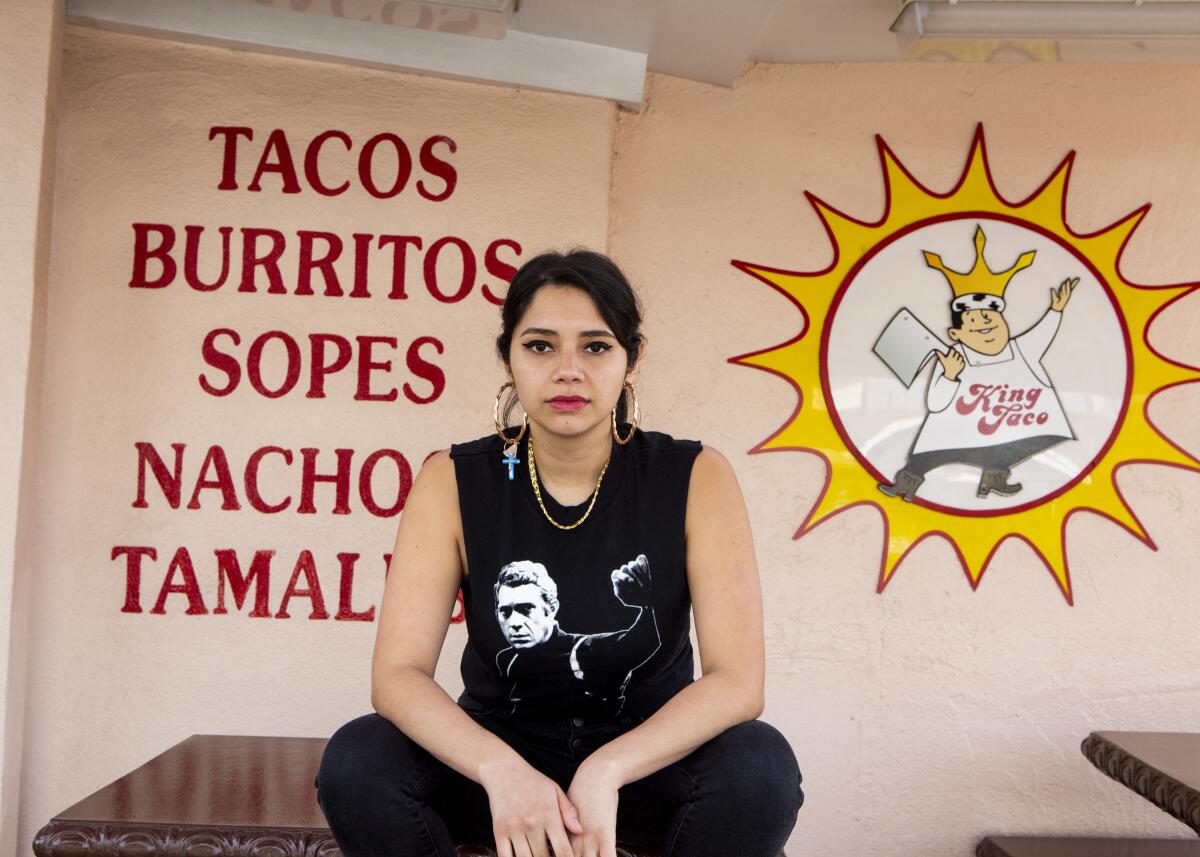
[819,211,1134,518]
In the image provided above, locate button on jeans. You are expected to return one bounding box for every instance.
[315,703,803,857]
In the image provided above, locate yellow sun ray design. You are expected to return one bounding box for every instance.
[731,125,1200,604]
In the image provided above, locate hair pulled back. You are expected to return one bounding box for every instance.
[496,249,644,428]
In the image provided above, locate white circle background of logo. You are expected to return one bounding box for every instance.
[824,216,1129,513]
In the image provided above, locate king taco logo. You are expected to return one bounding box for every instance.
[731,126,1200,603]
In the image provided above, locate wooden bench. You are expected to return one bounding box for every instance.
[34,734,780,857]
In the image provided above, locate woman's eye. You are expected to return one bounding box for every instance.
[585,342,612,354]
[523,341,552,353]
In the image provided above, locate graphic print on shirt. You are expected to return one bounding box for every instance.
[493,554,661,717]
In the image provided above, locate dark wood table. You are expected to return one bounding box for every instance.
[977,732,1200,857]
[33,735,340,856]
[1083,732,1200,835]
[33,734,728,857]
[980,837,1200,857]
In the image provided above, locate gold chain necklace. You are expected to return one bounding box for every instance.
[527,433,610,530]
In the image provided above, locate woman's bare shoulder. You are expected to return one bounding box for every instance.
[408,449,466,569]
[688,444,739,490]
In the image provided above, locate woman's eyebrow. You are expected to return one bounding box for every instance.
[519,327,616,338]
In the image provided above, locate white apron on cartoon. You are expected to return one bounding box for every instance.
[877,225,1078,501]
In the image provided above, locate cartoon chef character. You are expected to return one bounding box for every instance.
[878,226,1080,501]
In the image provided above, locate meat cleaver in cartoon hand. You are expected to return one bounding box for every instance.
[872,308,948,388]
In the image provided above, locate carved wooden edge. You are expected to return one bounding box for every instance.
[1082,733,1200,835]
[32,820,342,856]
[32,823,670,857]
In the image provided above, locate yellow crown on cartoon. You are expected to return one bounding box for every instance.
[924,225,1036,309]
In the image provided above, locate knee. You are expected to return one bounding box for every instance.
[315,713,420,809]
[704,720,803,814]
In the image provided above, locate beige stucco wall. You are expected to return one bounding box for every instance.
[18,25,614,852]
[0,0,62,855]
[610,64,1200,855]
[9,22,1200,857]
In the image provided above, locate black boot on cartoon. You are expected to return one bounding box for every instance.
[878,469,924,502]
[976,468,1022,498]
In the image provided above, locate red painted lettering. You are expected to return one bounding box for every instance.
[358,133,412,199]
[377,235,421,299]
[209,126,253,190]
[298,447,354,514]
[248,128,302,193]
[111,545,156,613]
[355,335,399,402]
[404,335,445,404]
[482,238,521,305]
[416,135,458,202]
[186,445,241,510]
[151,547,208,615]
[296,230,344,296]
[214,548,273,617]
[308,333,353,398]
[246,330,302,398]
[358,449,412,517]
[304,130,353,196]
[276,550,329,619]
[424,235,474,303]
[133,442,186,509]
[335,552,376,621]
[129,223,177,288]
[238,227,288,293]
[244,446,293,513]
[199,328,242,396]
[183,225,233,291]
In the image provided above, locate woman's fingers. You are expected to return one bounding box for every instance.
[511,832,536,857]
[495,834,515,857]
[557,786,584,835]
[528,830,551,857]
[547,824,576,857]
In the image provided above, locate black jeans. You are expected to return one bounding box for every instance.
[315,703,803,857]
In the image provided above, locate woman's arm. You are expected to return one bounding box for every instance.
[371,450,582,857]
[565,445,765,857]
[371,450,513,780]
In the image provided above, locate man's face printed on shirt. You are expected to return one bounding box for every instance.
[949,307,1011,356]
[495,583,557,648]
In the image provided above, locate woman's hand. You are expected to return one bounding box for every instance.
[481,757,583,857]
[565,758,622,857]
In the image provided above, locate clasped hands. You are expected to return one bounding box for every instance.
[482,755,621,857]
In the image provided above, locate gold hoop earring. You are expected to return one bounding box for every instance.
[494,381,528,445]
[612,381,639,445]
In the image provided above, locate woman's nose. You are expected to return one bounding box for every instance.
[554,349,583,378]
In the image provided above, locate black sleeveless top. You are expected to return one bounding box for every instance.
[449,428,702,722]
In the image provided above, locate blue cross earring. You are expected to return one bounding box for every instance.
[502,446,521,480]
[493,381,528,481]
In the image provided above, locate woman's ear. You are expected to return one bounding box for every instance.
[625,341,645,384]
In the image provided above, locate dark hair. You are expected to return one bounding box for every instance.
[495,561,558,613]
[496,249,644,427]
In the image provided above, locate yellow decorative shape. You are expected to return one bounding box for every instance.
[731,126,1200,603]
